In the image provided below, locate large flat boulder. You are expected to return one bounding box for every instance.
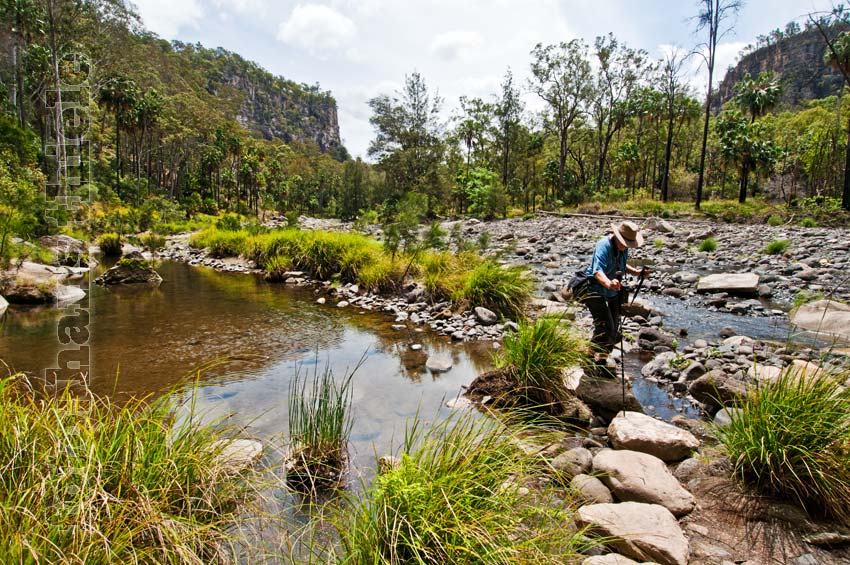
[576,377,643,423]
[608,411,699,462]
[577,501,689,565]
[696,273,759,295]
[592,449,695,517]
[582,554,651,564]
[791,299,850,341]
[0,294,8,315]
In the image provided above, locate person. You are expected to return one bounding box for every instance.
[581,221,649,367]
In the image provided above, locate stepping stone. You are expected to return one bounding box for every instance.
[696,273,759,295]
[608,411,699,462]
[577,501,689,565]
[593,449,695,517]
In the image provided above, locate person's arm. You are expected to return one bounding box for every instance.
[626,264,650,277]
[590,238,621,291]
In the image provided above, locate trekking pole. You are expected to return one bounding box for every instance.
[618,267,648,417]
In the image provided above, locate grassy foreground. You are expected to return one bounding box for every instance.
[718,366,850,525]
[0,375,260,563]
[314,414,591,564]
[190,227,532,318]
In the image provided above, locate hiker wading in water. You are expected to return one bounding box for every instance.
[581,221,650,368]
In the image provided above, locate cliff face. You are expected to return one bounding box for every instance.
[714,25,846,112]
[193,47,343,153]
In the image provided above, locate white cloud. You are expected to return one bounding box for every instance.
[131,0,203,38]
[428,30,484,61]
[276,4,356,54]
[211,0,267,13]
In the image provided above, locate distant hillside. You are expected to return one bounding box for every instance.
[714,24,846,112]
[173,43,343,155]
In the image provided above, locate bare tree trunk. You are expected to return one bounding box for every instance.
[47,0,67,198]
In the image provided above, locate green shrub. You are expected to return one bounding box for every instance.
[454,260,532,319]
[653,238,664,249]
[139,232,166,252]
[799,217,818,228]
[764,239,790,255]
[285,211,300,228]
[718,368,850,525]
[698,237,718,253]
[97,232,122,256]
[495,316,586,407]
[0,375,260,562]
[422,221,447,249]
[329,414,591,563]
[287,364,354,491]
[215,212,242,231]
[477,230,491,252]
[766,214,783,227]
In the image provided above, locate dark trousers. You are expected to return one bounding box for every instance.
[584,293,622,354]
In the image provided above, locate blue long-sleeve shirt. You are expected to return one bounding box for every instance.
[584,235,627,298]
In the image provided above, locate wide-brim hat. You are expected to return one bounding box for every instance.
[611,221,644,248]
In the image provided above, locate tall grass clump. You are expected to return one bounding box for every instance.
[328,414,591,564]
[799,217,818,228]
[287,365,354,491]
[97,232,122,256]
[698,237,717,252]
[495,316,586,408]
[420,250,476,300]
[454,260,532,319]
[264,253,292,282]
[764,238,790,255]
[0,375,260,563]
[718,368,850,525]
[189,227,249,257]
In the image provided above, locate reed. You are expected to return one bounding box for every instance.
[287,364,355,492]
[0,375,261,563]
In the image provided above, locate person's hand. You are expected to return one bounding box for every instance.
[608,279,622,291]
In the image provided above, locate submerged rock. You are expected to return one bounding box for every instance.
[95,252,162,285]
[425,354,453,373]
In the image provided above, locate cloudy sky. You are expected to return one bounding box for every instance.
[130,0,836,159]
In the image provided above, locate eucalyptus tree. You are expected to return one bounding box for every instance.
[1,0,44,127]
[659,48,690,202]
[368,71,445,213]
[815,12,850,210]
[529,40,593,203]
[590,33,651,192]
[694,0,743,209]
[495,69,524,191]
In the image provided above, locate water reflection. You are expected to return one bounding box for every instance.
[0,261,491,477]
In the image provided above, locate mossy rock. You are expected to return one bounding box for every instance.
[95,252,162,285]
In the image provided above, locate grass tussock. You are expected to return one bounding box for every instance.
[192,227,534,317]
[495,316,587,407]
[0,375,261,563]
[453,260,532,319]
[764,238,790,255]
[327,414,591,564]
[698,237,718,253]
[287,365,355,492]
[718,367,850,525]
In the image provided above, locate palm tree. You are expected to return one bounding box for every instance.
[98,74,138,199]
[734,71,781,123]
